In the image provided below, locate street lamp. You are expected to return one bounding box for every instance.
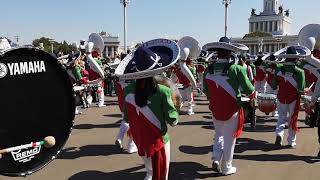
[120,0,130,53]
[49,39,55,54]
[222,0,231,37]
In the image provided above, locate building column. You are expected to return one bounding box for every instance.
[277,21,280,31]
[253,22,256,32]
[111,47,114,58]
[105,46,109,57]
[249,22,253,32]
[267,21,270,32]
[257,22,261,32]
[269,44,272,53]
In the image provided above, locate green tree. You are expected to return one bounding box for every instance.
[32,37,77,54]
[243,31,272,39]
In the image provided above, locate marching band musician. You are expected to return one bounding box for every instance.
[246,55,257,85]
[203,37,255,176]
[303,47,320,158]
[116,39,180,180]
[88,51,106,107]
[238,54,256,127]
[265,54,282,117]
[196,51,209,94]
[114,78,137,153]
[254,54,268,93]
[171,61,195,115]
[272,46,309,148]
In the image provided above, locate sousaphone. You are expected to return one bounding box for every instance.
[86,33,105,78]
[177,36,201,88]
[298,24,320,68]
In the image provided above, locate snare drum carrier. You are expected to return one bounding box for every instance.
[0,48,74,176]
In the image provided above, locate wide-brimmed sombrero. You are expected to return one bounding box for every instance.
[203,37,249,52]
[262,53,278,63]
[115,38,180,80]
[0,38,11,52]
[275,45,311,60]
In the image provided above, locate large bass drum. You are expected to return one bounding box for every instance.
[0,48,74,176]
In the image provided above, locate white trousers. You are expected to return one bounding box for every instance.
[198,73,204,91]
[142,141,170,180]
[255,80,267,93]
[276,101,297,145]
[98,87,105,106]
[116,115,129,141]
[212,113,238,173]
[180,86,193,112]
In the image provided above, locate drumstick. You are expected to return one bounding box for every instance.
[309,82,315,90]
[0,136,55,159]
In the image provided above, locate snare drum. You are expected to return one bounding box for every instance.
[0,48,74,176]
[257,93,277,115]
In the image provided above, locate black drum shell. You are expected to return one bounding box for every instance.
[0,48,74,176]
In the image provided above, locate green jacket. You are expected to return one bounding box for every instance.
[123,83,179,144]
[203,63,254,106]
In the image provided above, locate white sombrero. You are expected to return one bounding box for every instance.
[275,45,311,60]
[203,37,249,52]
[0,38,11,52]
[115,39,180,80]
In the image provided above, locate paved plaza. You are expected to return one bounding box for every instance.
[2,95,320,180]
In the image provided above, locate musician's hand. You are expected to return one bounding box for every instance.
[80,77,89,84]
[304,88,310,94]
[304,103,315,114]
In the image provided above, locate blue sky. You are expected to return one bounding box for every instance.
[1,0,319,46]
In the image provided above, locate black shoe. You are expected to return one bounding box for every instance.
[317,150,320,158]
[212,161,220,172]
[275,136,282,146]
[115,139,123,150]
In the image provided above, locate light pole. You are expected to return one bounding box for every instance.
[49,39,55,54]
[120,0,130,53]
[222,0,231,37]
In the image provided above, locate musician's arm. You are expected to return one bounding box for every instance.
[296,68,306,94]
[238,67,255,98]
[202,69,209,98]
[162,89,179,127]
[73,66,82,81]
[311,79,320,105]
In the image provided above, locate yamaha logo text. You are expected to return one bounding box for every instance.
[0,61,46,78]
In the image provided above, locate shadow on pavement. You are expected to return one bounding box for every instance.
[103,114,122,118]
[196,102,209,106]
[68,166,145,180]
[73,123,120,130]
[234,154,320,164]
[235,138,279,153]
[179,120,212,126]
[68,162,218,180]
[59,144,125,159]
[179,145,211,155]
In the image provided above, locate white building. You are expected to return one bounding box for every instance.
[231,0,298,55]
[100,31,120,58]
